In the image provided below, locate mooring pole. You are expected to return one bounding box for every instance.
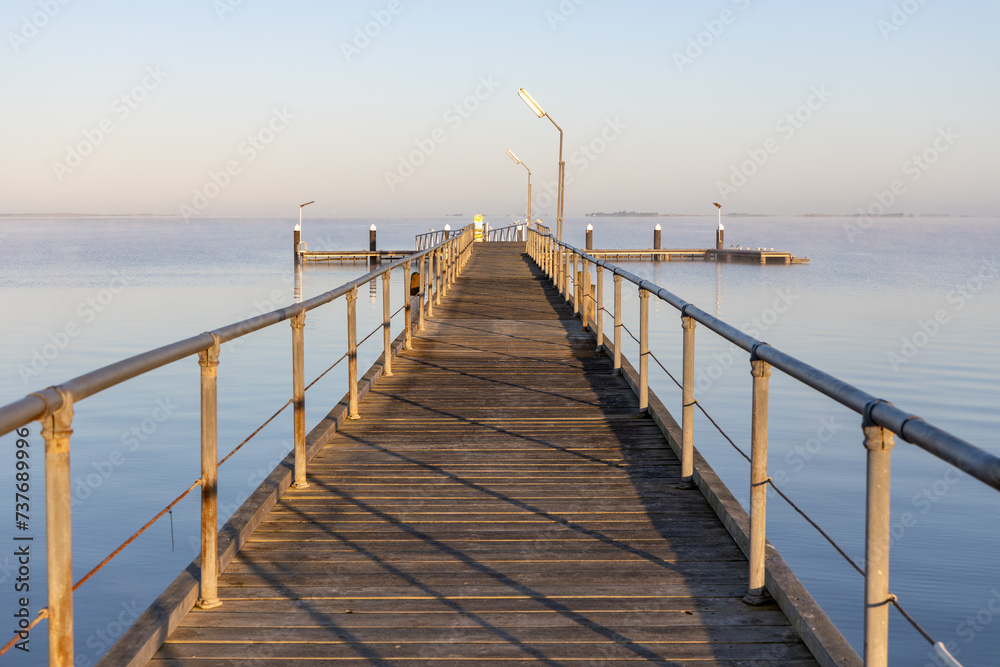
[369,224,377,269]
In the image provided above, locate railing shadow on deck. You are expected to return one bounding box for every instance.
[0,228,478,666]
[526,227,996,667]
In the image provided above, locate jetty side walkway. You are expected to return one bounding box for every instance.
[149,243,818,665]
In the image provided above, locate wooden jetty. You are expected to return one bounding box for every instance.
[120,242,848,665]
[299,250,411,264]
[587,248,809,264]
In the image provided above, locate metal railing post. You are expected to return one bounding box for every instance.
[863,417,895,667]
[382,271,393,376]
[745,355,772,605]
[426,253,435,318]
[403,260,413,349]
[639,288,649,413]
[347,287,360,419]
[42,390,74,667]
[613,274,622,373]
[679,316,696,488]
[595,265,604,350]
[290,311,308,488]
[197,337,223,609]
[580,258,589,329]
[435,248,443,306]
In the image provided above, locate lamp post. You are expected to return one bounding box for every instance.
[506,149,532,229]
[299,200,315,231]
[518,88,564,242]
[713,202,724,250]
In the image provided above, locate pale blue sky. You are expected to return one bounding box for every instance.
[2,0,997,218]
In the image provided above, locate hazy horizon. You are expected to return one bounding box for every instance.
[3,1,997,219]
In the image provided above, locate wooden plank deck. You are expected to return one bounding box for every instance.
[149,242,818,665]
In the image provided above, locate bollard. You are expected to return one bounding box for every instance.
[586,224,593,250]
[653,223,661,261]
[369,224,377,269]
[293,225,302,265]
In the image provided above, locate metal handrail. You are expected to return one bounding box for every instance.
[527,227,983,667]
[547,237,1000,491]
[0,225,475,666]
[485,223,526,242]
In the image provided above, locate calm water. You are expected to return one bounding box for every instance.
[1,216,998,665]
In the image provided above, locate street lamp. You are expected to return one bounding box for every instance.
[518,88,564,241]
[298,200,315,232]
[713,202,724,250]
[506,149,532,229]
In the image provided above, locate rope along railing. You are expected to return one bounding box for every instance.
[526,227,984,667]
[619,317,939,647]
[0,226,476,666]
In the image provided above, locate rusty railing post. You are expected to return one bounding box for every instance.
[382,271,393,376]
[613,273,622,374]
[426,252,435,318]
[403,259,413,349]
[638,288,649,413]
[347,287,360,419]
[679,315,696,488]
[42,390,74,667]
[197,336,223,608]
[595,264,604,350]
[290,310,308,488]
[745,352,772,605]
[863,411,895,667]
[435,248,443,306]
[580,258,590,329]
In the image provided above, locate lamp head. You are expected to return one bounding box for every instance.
[713,202,721,209]
[506,149,521,164]
[300,200,315,209]
[518,88,546,118]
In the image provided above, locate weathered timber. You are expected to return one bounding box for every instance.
[134,241,844,665]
